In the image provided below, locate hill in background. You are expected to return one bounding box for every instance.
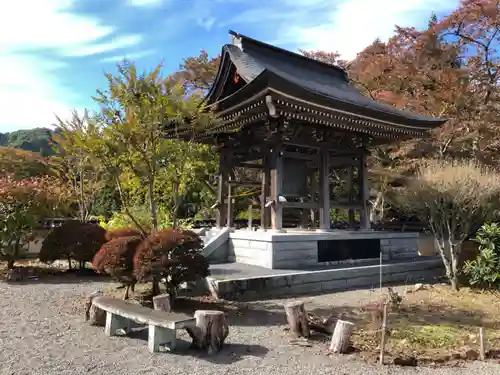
[0,127,61,156]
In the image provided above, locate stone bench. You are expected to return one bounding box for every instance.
[92,296,196,353]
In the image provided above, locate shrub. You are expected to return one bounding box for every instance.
[133,228,209,296]
[105,228,144,242]
[391,159,500,291]
[92,235,143,299]
[0,175,71,268]
[39,221,107,268]
[463,223,500,289]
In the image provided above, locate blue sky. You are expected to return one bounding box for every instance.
[0,0,460,132]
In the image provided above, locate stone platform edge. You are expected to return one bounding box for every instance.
[206,258,444,300]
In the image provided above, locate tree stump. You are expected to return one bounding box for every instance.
[186,310,229,354]
[85,291,106,326]
[284,301,310,338]
[329,320,355,354]
[153,293,171,312]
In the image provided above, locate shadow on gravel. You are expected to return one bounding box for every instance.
[126,327,269,364]
[185,343,269,364]
[1,267,115,285]
[173,297,288,327]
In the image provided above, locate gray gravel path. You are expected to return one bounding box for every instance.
[0,279,498,375]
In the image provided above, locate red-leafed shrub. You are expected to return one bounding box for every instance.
[104,228,144,242]
[92,235,143,299]
[39,221,107,269]
[133,228,209,296]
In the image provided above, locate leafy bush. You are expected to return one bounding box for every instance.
[92,235,143,299]
[463,223,500,289]
[0,175,71,268]
[100,205,194,232]
[133,228,209,296]
[391,159,500,290]
[39,221,107,268]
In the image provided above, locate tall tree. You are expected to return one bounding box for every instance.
[171,51,220,94]
[90,60,216,231]
[53,110,104,221]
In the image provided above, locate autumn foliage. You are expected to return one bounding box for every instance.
[134,228,209,295]
[104,228,144,242]
[92,235,144,298]
[90,228,208,299]
[303,0,500,168]
[39,221,107,268]
[0,175,72,268]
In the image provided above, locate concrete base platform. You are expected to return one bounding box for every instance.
[228,229,420,269]
[207,258,444,300]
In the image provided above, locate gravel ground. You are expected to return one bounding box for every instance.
[0,279,499,375]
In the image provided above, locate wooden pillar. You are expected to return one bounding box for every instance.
[347,165,355,229]
[215,150,228,228]
[260,149,271,230]
[359,154,371,230]
[318,149,331,230]
[226,166,235,228]
[270,146,283,230]
[310,169,318,227]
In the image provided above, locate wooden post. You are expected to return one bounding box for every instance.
[310,169,318,226]
[318,148,331,230]
[379,302,388,365]
[329,320,355,353]
[261,151,271,230]
[227,174,233,227]
[347,165,355,229]
[270,146,283,230]
[153,293,171,312]
[284,301,310,338]
[186,310,229,354]
[215,150,228,228]
[247,204,253,230]
[479,327,485,360]
[359,153,371,230]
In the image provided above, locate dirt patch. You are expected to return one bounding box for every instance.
[310,284,500,362]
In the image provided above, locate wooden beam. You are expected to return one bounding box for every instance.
[235,162,263,169]
[227,175,233,227]
[282,151,319,161]
[282,202,320,209]
[227,181,261,187]
[270,147,283,230]
[359,154,371,229]
[347,165,355,229]
[215,150,228,228]
[319,148,331,230]
[261,149,271,229]
[310,169,318,226]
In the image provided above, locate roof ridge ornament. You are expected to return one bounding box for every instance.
[231,32,243,50]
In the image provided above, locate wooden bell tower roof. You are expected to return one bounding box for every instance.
[200,30,446,141]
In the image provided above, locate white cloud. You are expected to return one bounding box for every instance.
[127,0,163,6]
[0,0,142,132]
[278,0,460,59]
[65,35,143,56]
[100,49,156,63]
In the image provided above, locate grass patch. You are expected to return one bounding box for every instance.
[349,284,500,357]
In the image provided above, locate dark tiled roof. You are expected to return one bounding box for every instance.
[220,31,445,127]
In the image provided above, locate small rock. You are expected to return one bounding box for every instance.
[413,283,424,292]
[465,349,479,360]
